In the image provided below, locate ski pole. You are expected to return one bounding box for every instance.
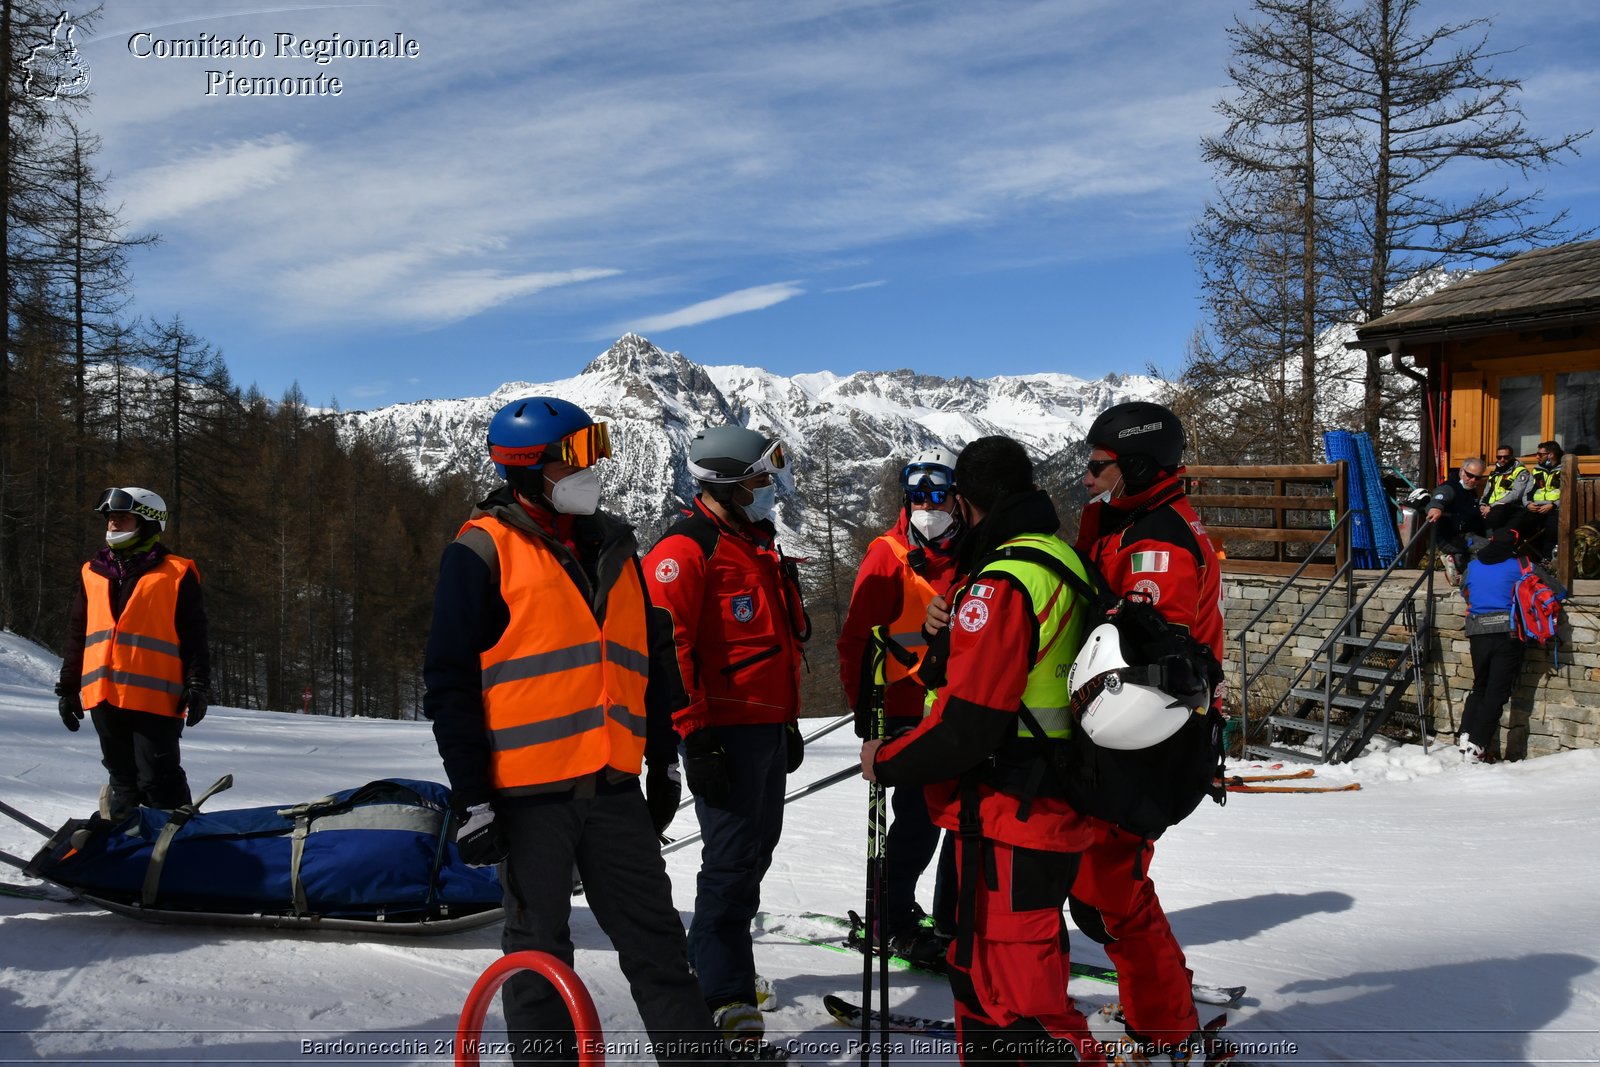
[660,765,859,856]
[673,713,856,813]
[857,626,891,1067]
[0,797,54,838]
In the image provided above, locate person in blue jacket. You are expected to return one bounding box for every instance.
[1456,528,1558,761]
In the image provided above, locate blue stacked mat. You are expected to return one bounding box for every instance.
[1323,429,1400,569]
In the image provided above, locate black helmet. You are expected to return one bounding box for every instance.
[1086,402,1186,490]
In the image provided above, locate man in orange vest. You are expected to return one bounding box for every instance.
[56,487,210,822]
[424,397,721,1065]
[643,425,810,1055]
[837,448,962,962]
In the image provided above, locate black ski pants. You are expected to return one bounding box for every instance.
[497,780,721,1065]
[90,705,191,815]
[1460,631,1526,751]
[884,714,942,939]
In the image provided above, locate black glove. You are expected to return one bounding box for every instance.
[180,684,209,727]
[645,761,682,835]
[454,802,509,867]
[57,690,83,733]
[682,728,731,805]
[785,720,805,773]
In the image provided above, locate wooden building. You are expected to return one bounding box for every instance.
[1351,239,1600,483]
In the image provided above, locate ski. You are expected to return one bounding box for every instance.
[0,880,79,903]
[759,912,1247,1007]
[1218,768,1314,785]
[822,994,955,1039]
[1226,781,1361,794]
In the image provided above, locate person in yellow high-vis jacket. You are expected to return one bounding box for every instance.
[55,486,210,821]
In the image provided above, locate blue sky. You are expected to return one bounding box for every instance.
[55,0,1600,409]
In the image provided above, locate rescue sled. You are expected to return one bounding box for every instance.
[0,776,504,935]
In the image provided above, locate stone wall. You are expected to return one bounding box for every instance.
[1221,571,1598,760]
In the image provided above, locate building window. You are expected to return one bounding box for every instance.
[1497,374,1543,455]
[1555,370,1600,455]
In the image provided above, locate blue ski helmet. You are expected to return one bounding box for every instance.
[487,396,595,478]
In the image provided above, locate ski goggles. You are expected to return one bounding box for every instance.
[490,422,612,469]
[95,488,140,514]
[688,438,793,489]
[907,488,950,506]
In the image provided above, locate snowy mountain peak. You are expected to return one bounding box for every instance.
[335,337,1170,554]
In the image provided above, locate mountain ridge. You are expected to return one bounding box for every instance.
[333,333,1169,556]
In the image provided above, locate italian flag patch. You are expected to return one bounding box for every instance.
[1129,551,1170,574]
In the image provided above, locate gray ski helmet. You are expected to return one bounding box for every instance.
[687,426,791,487]
[1085,402,1186,490]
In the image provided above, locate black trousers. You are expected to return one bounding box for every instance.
[90,705,191,814]
[1511,507,1559,557]
[1460,631,1525,750]
[498,781,721,1065]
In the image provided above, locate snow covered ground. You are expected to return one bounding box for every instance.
[2,626,1598,1065]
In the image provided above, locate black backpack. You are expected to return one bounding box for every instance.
[982,544,1227,841]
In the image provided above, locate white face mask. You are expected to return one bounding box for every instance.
[910,508,955,541]
[741,483,777,524]
[546,467,601,515]
[106,528,141,548]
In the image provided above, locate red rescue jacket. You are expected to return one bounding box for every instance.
[643,498,809,736]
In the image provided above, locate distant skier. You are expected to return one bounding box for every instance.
[423,397,723,1065]
[56,487,210,821]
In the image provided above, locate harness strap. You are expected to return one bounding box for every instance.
[953,774,985,971]
[140,774,233,908]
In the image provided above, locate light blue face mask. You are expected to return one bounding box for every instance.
[741,483,777,524]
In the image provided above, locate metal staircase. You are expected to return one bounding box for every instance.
[1237,519,1438,764]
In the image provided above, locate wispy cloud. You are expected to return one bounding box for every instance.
[120,135,305,226]
[621,282,805,334]
[824,280,887,293]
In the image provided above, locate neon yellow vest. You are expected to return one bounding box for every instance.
[929,533,1092,736]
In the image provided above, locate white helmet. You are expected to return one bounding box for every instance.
[1067,624,1199,750]
[96,486,168,531]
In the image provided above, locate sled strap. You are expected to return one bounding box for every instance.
[142,775,234,907]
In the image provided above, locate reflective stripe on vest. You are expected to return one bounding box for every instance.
[875,535,938,684]
[969,534,1091,738]
[79,555,196,717]
[1484,467,1528,505]
[1533,467,1562,503]
[465,517,650,788]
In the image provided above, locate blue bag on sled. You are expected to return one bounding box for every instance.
[26,777,503,933]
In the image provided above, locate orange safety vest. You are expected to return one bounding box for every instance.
[80,555,196,717]
[465,517,651,789]
[874,535,938,685]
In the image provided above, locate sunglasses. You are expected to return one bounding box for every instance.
[907,488,950,506]
[490,422,612,470]
[1460,471,1482,481]
[1086,457,1118,476]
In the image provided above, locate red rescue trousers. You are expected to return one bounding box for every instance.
[945,836,1106,1067]
[1070,819,1198,1047]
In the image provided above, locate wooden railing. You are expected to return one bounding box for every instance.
[1184,462,1349,578]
